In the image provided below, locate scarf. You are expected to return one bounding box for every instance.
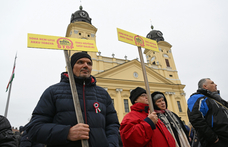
[197,88,228,107]
[155,109,190,147]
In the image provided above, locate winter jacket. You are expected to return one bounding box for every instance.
[20,130,45,147]
[187,89,228,147]
[0,115,17,147]
[120,103,175,147]
[27,72,119,147]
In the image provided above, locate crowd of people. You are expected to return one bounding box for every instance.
[1,52,228,147]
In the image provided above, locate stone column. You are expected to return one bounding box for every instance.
[116,88,124,122]
[165,92,176,112]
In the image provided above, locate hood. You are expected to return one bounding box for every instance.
[151,91,168,110]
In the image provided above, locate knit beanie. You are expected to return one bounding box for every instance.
[129,87,146,104]
[70,52,92,69]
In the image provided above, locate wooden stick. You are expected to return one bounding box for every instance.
[64,50,89,147]
[137,46,154,112]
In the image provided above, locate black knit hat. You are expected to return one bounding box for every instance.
[70,52,92,69]
[129,87,146,104]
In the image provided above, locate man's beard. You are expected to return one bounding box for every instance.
[79,68,90,79]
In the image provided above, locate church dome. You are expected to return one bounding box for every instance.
[146,25,164,42]
[70,6,92,24]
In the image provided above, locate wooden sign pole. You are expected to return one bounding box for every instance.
[64,50,89,147]
[137,46,154,112]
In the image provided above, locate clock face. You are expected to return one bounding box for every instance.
[133,72,138,78]
[151,56,155,62]
[80,12,87,18]
[157,31,163,37]
[163,54,169,58]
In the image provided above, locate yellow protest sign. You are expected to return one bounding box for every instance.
[27,33,98,52]
[117,28,159,52]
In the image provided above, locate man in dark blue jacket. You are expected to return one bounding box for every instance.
[187,78,228,147]
[27,52,120,147]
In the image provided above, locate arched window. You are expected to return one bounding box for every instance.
[177,101,182,112]
[163,54,170,67]
[124,99,129,112]
[165,59,170,67]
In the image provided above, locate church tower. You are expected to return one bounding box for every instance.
[65,6,97,61]
[144,25,181,84]
[64,8,189,123]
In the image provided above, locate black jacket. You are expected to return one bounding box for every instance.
[27,72,119,147]
[20,130,45,147]
[0,115,17,147]
[187,89,228,147]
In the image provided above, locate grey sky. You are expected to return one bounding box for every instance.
[1,0,228,128]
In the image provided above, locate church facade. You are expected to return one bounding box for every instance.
[65,6,188,123]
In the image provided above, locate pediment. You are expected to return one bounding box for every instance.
[94,59,174,85]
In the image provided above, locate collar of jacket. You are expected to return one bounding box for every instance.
[196,88,227,106]
[61,72,96,86]
[131,103,149,113]
[196,88,220,99]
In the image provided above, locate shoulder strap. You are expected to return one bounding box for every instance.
[188,126,192,137]
[207,97,228,110]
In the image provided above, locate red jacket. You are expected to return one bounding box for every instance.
[120,103,175,147]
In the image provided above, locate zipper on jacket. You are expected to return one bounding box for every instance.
[83,81,88,124]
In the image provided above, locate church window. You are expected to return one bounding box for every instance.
[177,101,182,112]
[165,59,170,67]
[146,55,149,59]
[169,75,173,77]
[79,33,81,35]
[124,99,129,113]
[88,35,90,37]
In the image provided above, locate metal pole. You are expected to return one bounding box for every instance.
[63,50,89,147]
[4,82,13,118]
[137,46,154,112]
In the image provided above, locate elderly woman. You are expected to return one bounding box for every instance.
[151,91,190,147]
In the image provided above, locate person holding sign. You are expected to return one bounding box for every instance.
[26,52,119,147]
[151,91,190,147]
[120,87,175,147]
